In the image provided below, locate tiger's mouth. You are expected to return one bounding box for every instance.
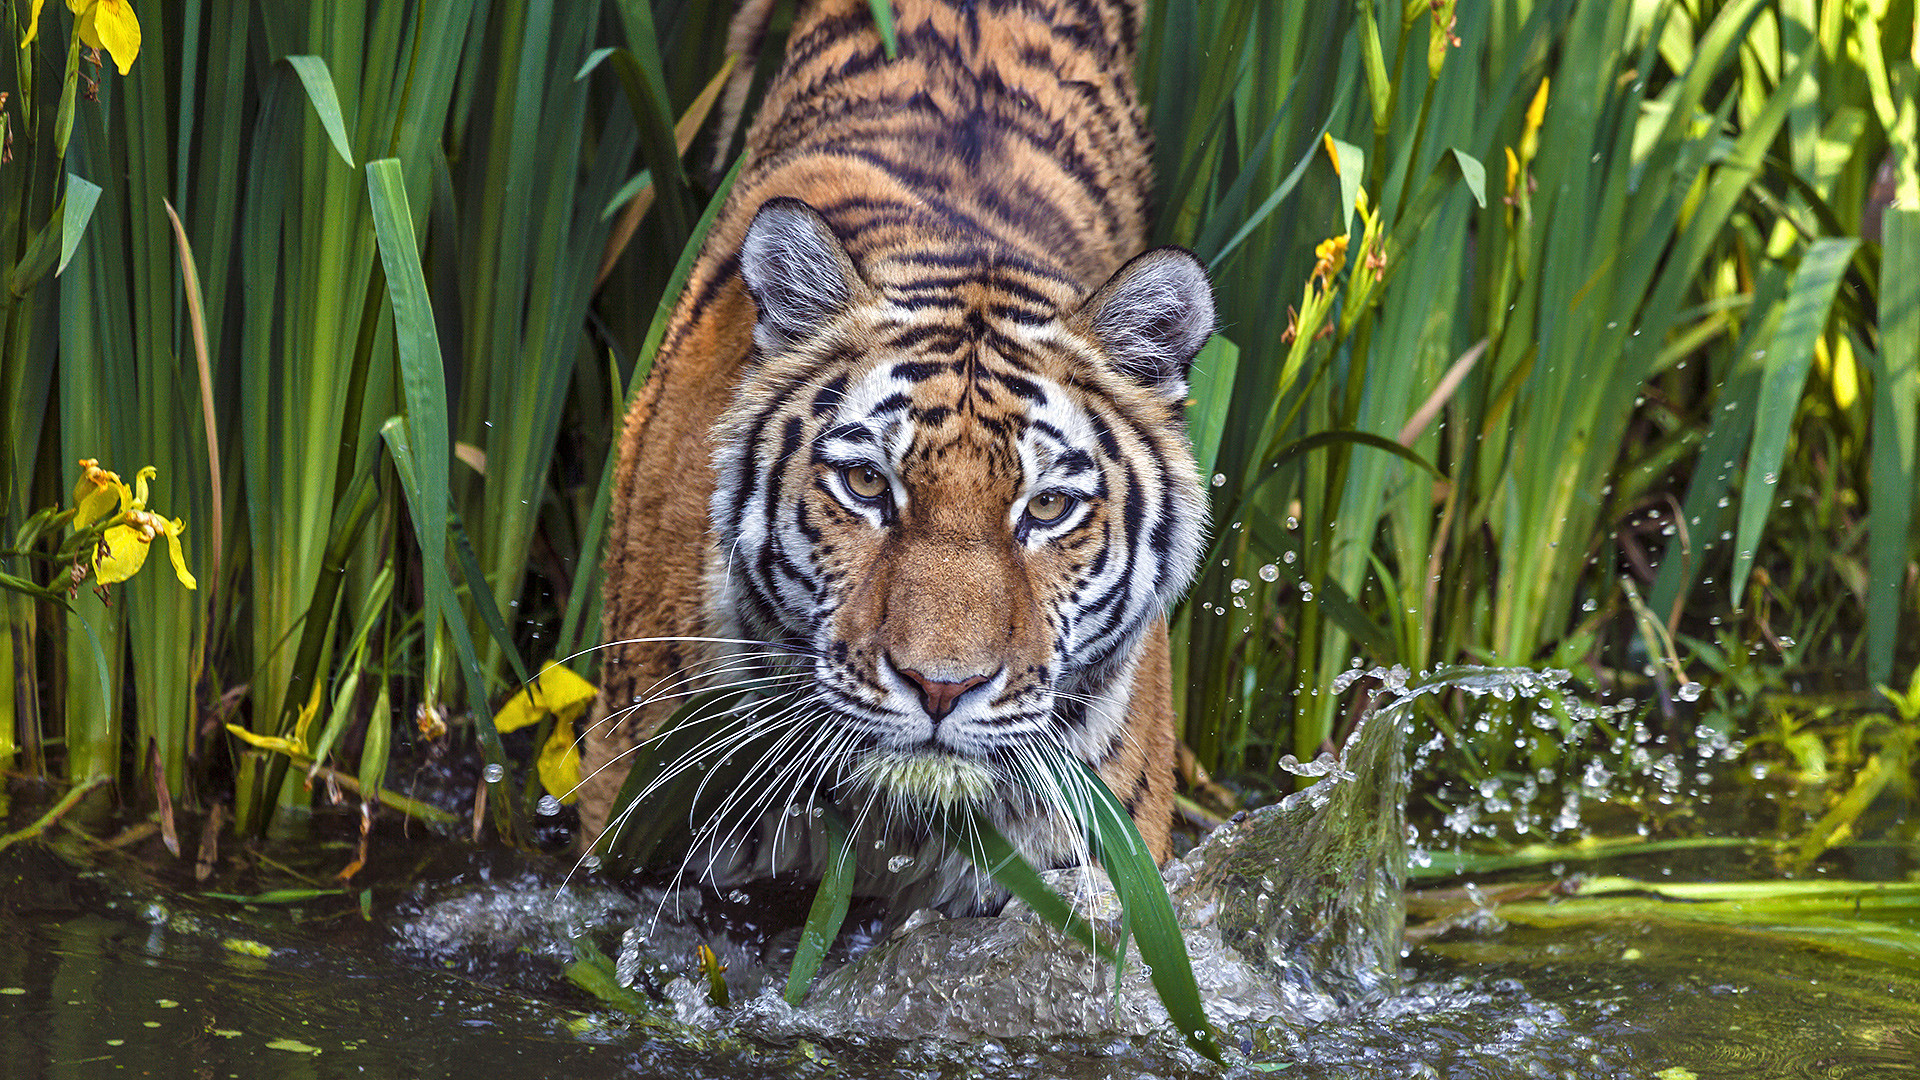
[847,746,997,809]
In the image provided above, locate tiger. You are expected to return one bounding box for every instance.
[580,0,1215,918]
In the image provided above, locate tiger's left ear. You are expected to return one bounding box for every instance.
[1072,247,1216,399]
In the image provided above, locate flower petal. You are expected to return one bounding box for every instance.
[224,722,308,759]
[493,661,598,733]
[131,464,155,509]
[80,0,140,75]
[74,480,126,529]
[95,523,151,584]
[22,0,48,47]
[537,720,582,804]
[162,519,197,589]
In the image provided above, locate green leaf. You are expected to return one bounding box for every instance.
[868,0,899,59]
[285,56,356,167]
[366,158,450,648]
[58,175,103,278]
[595,45,692,253]
[590,687,773,872]
[382,417,520,843]
[1186,335,1241,482]
[1270,429,1440,478]
[575,46,617,80]
[939,808,1110,960]
[1449,148,1486,208]
[785,807,854,1005]
[1729,236,1858,602]
[1048,754,1223,1064]
[449,510,531,690]
[1330,136,1366,237]
[566,938,654,1014]
[1866,208,1920,685]
[8,178,100,296]
[602,169,654,220]
[203,888,346,905]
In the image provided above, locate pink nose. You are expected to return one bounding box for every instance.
[896,666,991,722]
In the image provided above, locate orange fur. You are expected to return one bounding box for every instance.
[583,0,1194,887]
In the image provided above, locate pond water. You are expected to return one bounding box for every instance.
[2,668,1916,1079]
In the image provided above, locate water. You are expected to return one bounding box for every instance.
[3,666,1916,1078]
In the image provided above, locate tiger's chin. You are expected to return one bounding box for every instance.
[848,747,998,810]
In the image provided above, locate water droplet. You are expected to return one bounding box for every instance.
[1676,682,1702,702]
[536,794,562,816]
[1257,563,1278,582]
[1210,473,1226,488]
[482,763,505,784]
[1230,577,1251,593]
[887,855,913,873]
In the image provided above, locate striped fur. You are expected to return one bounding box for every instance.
[584,0,1213,915]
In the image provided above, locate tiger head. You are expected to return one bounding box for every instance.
[707,196,1213,817]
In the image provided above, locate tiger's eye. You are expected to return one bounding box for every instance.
[843,464,888,501]
[1025,491,1073,523]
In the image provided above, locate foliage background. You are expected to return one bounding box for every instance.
[2,0,1915,851]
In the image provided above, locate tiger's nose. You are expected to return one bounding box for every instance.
[893,662,993,722]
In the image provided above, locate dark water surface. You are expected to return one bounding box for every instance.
[4,823,1917,1080]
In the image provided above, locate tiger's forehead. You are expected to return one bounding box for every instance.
[826,327,1098,471]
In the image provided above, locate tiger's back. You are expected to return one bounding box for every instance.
[586,0,1211,911]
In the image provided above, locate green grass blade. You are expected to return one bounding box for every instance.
[1866,208,1919,685]
[449,509,531,689]
[1730,236,1858,602]
[785,806,854,1005]
[366,156,450,661]
[867,0,899,59]
[1186,335,1240,482]
[938,807,1109,959]
[590,686,761,870]
[600,47,692,254]
[285,56,357,167]
[566,938,655,1014]
[381,418,523,843]
[1054,755,1222,1064]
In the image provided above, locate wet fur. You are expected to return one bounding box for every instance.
[583,0,1209,914]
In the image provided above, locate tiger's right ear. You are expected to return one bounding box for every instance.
[739,197,863,355]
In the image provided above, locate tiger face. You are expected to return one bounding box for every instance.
[706,197,1213,821]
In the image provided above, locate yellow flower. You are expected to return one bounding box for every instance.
[1311,233,1349,290]
[494,661,599,803]
[22,0,45,46]
[74,0,140,75]
[70,458,122,528]
[22,0,141,75]
[78,463,196,589]
[1519,77,1549,162]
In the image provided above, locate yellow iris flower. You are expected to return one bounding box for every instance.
[73,461,196,589]
[22,0,141,76]
[493,662,598,803]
